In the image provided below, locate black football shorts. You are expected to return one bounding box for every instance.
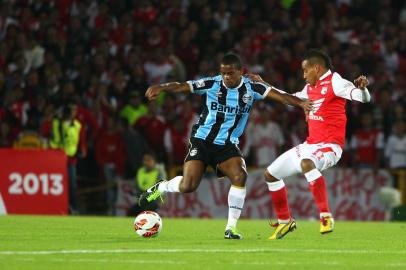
[184,137,243,177]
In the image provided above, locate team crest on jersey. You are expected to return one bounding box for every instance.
[321,87,328,94]
[190,148,198,156]
[195,79,205,88]
[242,93,252,103]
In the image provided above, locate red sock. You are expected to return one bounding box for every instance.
[309,176,330,213]
[270,186,291,221]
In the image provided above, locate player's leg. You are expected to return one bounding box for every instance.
[138,138,208,205]
[300,144,342,234]
[158,160,206,193]
[265,146,302,240]
[138,160,206,205]
[217,156,247,239]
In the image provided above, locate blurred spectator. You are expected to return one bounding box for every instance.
[143,48,174,84]
[120,117,149,178]
[243,103,284,167]
[289,118,308,148]
[135,101,167,161]
[13,112,46,148]
[164,117,188,168]
[0,122,12,147]
[385,121,406,170]
[127,152,162,216]
[350,112,384,168]
[95,115,126,215]
[213,1,231,32]
[50,103,86,214]
[119,91,148,126]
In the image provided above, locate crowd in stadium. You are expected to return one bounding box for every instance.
[1,0,406,206]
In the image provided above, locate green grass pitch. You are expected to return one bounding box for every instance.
[0,216,406,270]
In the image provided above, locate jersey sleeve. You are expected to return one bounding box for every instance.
[250,81,272,100]
[186,77,216,95]
[332,73,371,102]
[293,85,308,99]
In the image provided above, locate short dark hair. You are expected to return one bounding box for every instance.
[144,151,157,160]
[221,53,242,69]
[304,49,333,70]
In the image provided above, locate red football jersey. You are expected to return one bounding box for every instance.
[295,70,369,148]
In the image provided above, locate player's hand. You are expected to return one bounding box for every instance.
[354,75,369,89]
[145,85,161,100]
[301,99,313,115]
[246,73,265,84]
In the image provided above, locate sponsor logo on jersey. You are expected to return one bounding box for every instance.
[242,93,253,103]
[320,81,331,85]
[210,102,251,114]
[215,91,223,97]
[308,115,324,121]
[195,79,205,88]
[309,98,325,121]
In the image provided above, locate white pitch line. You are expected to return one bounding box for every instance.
[13,257,186,265]
[9,258,406,268]
[0,248,405,256]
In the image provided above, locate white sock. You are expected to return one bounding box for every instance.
[320,212,332,219]
[266,180,285,191]
[158,176,182,193]
[226,185,246,230]
[304,169,322,183]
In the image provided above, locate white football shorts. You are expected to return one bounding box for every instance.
[266,142,342,179]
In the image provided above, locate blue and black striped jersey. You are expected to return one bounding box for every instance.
[186,75,271,145]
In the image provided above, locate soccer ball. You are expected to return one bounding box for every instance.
[134,211,163,237]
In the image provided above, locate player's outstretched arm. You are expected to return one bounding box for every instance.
[246,73,312,113]
[266,88,313,113]
[145,82,191,100]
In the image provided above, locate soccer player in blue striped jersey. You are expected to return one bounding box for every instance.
[140,53,312,239]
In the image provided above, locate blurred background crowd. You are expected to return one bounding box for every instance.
[1,0,406,213]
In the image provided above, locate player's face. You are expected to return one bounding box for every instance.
[220,64,242,88]
[302,60,319,86]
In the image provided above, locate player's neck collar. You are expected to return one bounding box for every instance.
[319,70,332,81]
[222,77,243,89]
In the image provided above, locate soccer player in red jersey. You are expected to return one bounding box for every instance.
[252,49,371,239]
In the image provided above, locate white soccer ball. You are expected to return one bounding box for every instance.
[134,211,163,238]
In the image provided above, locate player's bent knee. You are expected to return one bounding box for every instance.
[230,170,247,187]
[264,170,278,182]
[300,159,316,173]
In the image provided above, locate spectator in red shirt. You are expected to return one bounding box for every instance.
[164,117,188,168]
[135,101,167,161]
[350,112,384,168]
[96,114,126,215]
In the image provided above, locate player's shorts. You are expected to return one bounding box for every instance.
[267,142,342,180]
[184,137,243,177]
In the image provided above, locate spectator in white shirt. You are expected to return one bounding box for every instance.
[385,120,406,169]
[243,103,284,168]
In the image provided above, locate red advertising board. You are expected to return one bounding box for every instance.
[0,149,68,215]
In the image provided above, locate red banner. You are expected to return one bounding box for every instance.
[0,149,68,215]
